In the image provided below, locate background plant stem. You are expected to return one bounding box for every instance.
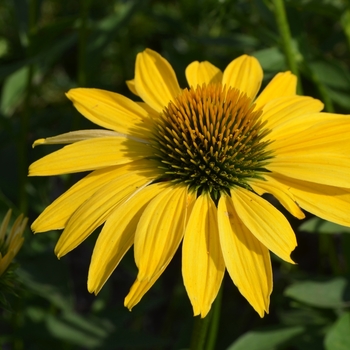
[190,285,223,350]
[273,0,303,94]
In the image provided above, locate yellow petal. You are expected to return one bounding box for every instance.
[261,96,323,133]
[268,112,346,142]
[31,162,145,233]
[135,102,160,119]
[250,176,305,219]
[125,270,162,311]
[269,119,350,188]
[134,49,181,112]
[185,191,197,226]
[0,210,11,242]
[29,137,152,176]
[218,194,272,317]
[273,117,350,152]
[271,173,350,227]
[6,214,26,249]
[88,182,167,294]
[0,213,26,276]
[269,154,350,189]
[126,79,138,96]
[32,130,125,147]
[222,55,263,100]
[124,190,196,311]
[185,61,222,88]
[231,187,297,263]
[55,165,159,258]
[0,251,16,276]
[134,186,188,280]
[66,88,150,137]
[254,71,297,110]
[182,193,225,318]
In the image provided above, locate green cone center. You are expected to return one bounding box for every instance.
[151,83,273,198]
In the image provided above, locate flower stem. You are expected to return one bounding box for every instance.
[78,0,90,88]
[341,8,350,52]
[74,0,91,130]
[205,285,223,350]
[19,0,38,215]
[190,315,211,350]
[190,285,223,350]
[272,0,303,94]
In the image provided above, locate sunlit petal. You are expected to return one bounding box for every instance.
[134,186,188,280]
[66,88,150,137]
[218,194,272,317]
[126,79,138,96]
[254,71,297,110]
[222,55,263,100]
[125,270,162,311]
[269,154,350,189]
[31,163,143,232]
[29,137,152,176]
[271,173,350,227]
[135,49,181,112]
[269,113,350,140]
[88,182,167,294]
[182,193,225,318]
[124,190,196,310]
[185,61,222,87]
[250,176,305,219]
[261,96,323,133]
[55,165,159,258]
[231,187,297,263]
[135,102,160,119]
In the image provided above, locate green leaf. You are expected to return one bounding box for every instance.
[309,60,350,90]
[17,251,73,311]
[325,312,350,350]
[85,1,144,71]
[253,47,286,73]
[284,277,350,309]
[45,311,112,348]
[226,326,305,350]
[0,66,29,117]
[300,217,350,234]
[325,88,350,109]
[0,33,77,82]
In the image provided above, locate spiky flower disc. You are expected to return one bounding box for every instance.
[152,83,272,198]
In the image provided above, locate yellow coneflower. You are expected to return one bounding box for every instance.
[29,49,350,317]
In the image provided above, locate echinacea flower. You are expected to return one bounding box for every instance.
[29,49,350,318]
[0,210,26,278]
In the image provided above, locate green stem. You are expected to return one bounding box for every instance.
[190,285,223,350]
[272,0,303,94]
[19,65,33,216]
[19,0,37,215]
[205,285,223,350]
[74,0,90,131]
[319,235,341,275]
[341,7,350,52]
[190,315,211,350]
[78,0,89,88]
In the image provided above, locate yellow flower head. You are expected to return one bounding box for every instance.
[0,210,26,277]
[29,49,350,318]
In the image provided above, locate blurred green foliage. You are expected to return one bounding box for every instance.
[1,0,350,349]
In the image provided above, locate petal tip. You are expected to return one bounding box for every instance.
[32,138,45,148]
